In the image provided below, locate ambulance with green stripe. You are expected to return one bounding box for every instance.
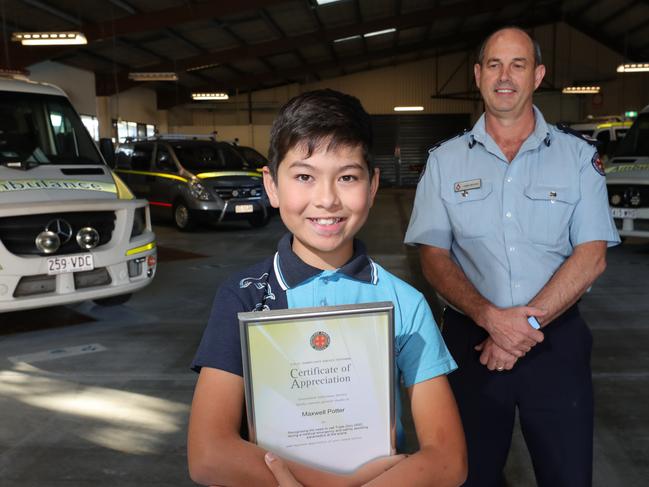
[0,75,156,312]
[113,136,271,230]
[606,104,649,239]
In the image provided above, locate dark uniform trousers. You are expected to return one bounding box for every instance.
[442,305,593,487]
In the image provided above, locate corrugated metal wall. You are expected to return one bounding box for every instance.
[372,114,471,187]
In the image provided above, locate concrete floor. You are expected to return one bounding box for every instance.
[0,188,647,486]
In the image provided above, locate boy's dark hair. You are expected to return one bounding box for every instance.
[268,89,374,179]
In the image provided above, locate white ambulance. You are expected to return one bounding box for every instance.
[606,104,649,240]
[570,117,633,161]
[0,75,156,312]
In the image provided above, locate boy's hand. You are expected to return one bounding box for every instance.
[265,452,303,487]
[264,452,406,487]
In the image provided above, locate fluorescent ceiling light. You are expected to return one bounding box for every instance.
[617,63,649,73]
[364,28,396,38]
[562,86,601,94]
[186,63,220,72]
[11,31,87,46]
[334,27,397,43]
[128,72,178,81]
[192,92,229,101]
[394,106,424,112]
[316,0,344,4]
[334,35,362,43]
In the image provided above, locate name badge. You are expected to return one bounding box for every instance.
[454,179,481,193]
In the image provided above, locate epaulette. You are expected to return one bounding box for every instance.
[428,129,469,153]
[555,123,598,146]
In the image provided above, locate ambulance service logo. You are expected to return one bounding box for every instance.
[310,331,330,351]
[592,152,606,176]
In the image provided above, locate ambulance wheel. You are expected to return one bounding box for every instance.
[93,293,132,306]
[173,201,196,231]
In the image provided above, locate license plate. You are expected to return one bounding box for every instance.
[235,204,254,214]
[611,208,637,219]
[47,254,94,275]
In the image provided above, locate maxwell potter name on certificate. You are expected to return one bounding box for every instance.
[239,302,395,474]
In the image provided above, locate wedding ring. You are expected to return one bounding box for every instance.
[496,366,504,371]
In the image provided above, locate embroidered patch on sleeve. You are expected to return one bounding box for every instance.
[591,152,605,176]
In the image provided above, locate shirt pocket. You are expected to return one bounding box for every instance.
[442,182,493,239]
[523,185,579,246]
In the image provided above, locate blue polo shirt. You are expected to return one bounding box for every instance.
[192,233,457,449]
[405,106,620,308]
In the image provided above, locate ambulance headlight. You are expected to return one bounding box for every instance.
[189,180,212,201]
[35,231,60,254]
[76,227,100,250]
[625,187,641,207]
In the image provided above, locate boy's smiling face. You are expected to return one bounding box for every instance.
[263,141,379,270]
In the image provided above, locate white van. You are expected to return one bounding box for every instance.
[570,118,633,161]
[0,75,156,312]
[605,105,649,239]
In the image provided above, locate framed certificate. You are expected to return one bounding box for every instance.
[239,302,395,474]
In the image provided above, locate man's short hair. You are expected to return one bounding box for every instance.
[477,27,543,66]
[268,89,374,179]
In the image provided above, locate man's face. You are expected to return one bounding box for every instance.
[474,29,546,119]
[263,142,379,269]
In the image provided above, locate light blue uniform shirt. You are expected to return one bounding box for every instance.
[404,106,620,308]
[274,236,456,449]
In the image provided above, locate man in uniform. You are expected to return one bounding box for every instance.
[404,27,619,486]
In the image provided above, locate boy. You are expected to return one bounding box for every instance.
[188,89,467,486]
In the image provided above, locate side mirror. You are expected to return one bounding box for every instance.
[99,138,115,168]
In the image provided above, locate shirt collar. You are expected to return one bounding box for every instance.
[529,105,552,147]
[274,233,376,289]
[468,105,552,149]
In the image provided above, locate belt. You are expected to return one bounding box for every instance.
[443,302,581,328]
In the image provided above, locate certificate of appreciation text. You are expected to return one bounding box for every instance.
[239,302,395,474]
